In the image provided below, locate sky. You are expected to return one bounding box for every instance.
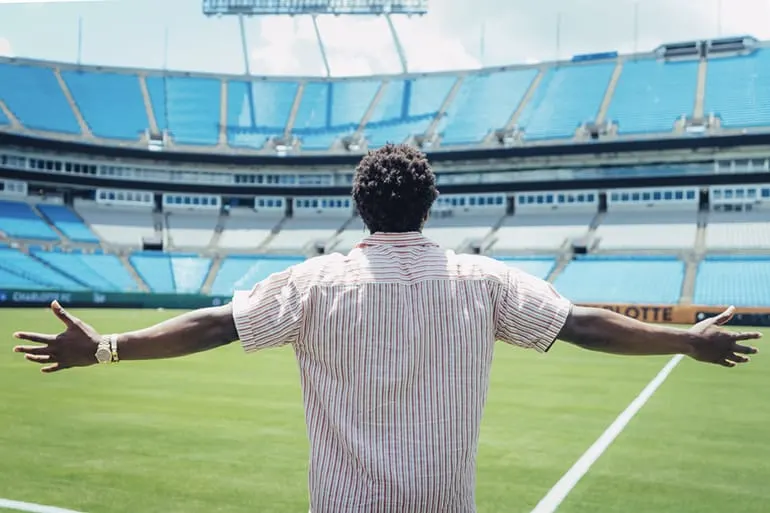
[0,0,768,77]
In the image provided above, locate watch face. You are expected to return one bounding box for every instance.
[95,347,111,363]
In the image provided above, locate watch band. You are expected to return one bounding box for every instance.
[108,334,119,363]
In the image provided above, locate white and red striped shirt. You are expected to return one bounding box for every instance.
[233,232,572,513]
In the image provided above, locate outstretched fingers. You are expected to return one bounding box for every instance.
[713,306,737,326]
[13,332,56,344]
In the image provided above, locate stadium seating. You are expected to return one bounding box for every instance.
[226,79,298,149]
[266,218,347,253]
[439,68,537,145]
[553,255,684,304]
[210,255,305,296]
[498,256,556,280]
[490,213,594,253]
[518,62,615,139]
[32,250,120,292]
[595,210,697,250]
[0,247,85,291]
[706,210,770,249]
[694,256,770,306]
[146,76,220,145]
[170,255,211,294]
[705,49,770,129]
[606,58,698,134]
[421,215,499,250]
[0,106,8,125]
[77,253,139,291]
[76,203,155,246]
[166,212,218,248]
[218,212,282,250]
[61,70,148,140]
[363,75,456,147]
[0,200,59,240]
[330,217,368,253]
[36,204,99,243]
[129,253,175,293]
[0,63,80,134]
[294,80,380,150]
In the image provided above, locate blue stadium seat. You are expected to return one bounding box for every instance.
[519,62,615,140]
[211,256,304,296]
[0,106,8,125]
[146,76,220,145]
[440,68,537,145]
[226,79,298,149]
[0,200,58,240]
[606,59,698,135]
[705,49,770,129]
[171,255,211,294]
[36,204,99,243]
[364,75,456,148]
[61,70,148,140]
[0,63,80,134]
[497,257,556,281]
[694,256,770,307]
[0,248,85,291]
[32,250,119,292]
[79,253,139,292]
[292,80,380,150]
[553,255,684,304]
[130,253,175,293]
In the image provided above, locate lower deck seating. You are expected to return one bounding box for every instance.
[705,210,770,250]
[595,210,697,250]
[497,257,556,280]
[0,200,58,240]
[694,256,770,307]
[491,213,594,252]
[129,253,211,294]
[0,247,85,290]
[210,255,305,296]
[171,255,212,294]
[32,250,119,292]
[553,255,684,304]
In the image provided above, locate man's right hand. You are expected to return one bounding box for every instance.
[687,306,761,368]
[12,300,102,373]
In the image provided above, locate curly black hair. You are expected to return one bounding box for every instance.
[352,144,438,234]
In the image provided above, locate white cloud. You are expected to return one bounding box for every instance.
[0,37,12,56]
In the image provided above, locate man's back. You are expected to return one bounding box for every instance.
[233,233,571,512]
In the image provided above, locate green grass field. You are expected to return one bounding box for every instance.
[1,308,769,513]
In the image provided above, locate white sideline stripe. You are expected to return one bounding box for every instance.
[531,354,684,513]
[0,498,85,513]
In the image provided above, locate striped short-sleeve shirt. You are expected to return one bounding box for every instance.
[233,232,572,513]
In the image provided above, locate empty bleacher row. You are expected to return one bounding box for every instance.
[1,43,770,150]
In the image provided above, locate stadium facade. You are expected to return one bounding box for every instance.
[1,35,770,324]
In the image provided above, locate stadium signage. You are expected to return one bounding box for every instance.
[593,304,674,323]
[9,291,73,305]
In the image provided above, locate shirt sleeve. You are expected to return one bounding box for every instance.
[231,267,304,353]
[495,268,572,353]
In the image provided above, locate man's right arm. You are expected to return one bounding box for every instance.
[558,305,760,367]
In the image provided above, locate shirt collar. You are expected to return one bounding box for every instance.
[356,231,438,248]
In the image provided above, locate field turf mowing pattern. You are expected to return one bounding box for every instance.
[1,308,769,513]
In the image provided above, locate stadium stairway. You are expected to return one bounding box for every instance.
[28,250,90,289]
[201,254,222,295]
[679,253,701,305]
[119,253,149,292]
[485,68,546,144]
[284,83,305,140]
[595,60,624,126]
[30,204,68,243]
[0,99,21,129]
[693,58,708,120]
[207,211,227,249]
[218,79,228,147]
[427,76,465,142]
[352,82,389,141]
[256,217,289,252]
[138,74,160,136]
[546,253,573,283]
[53,67,91,138]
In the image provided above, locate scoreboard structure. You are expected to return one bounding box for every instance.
[202,0,429,16]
